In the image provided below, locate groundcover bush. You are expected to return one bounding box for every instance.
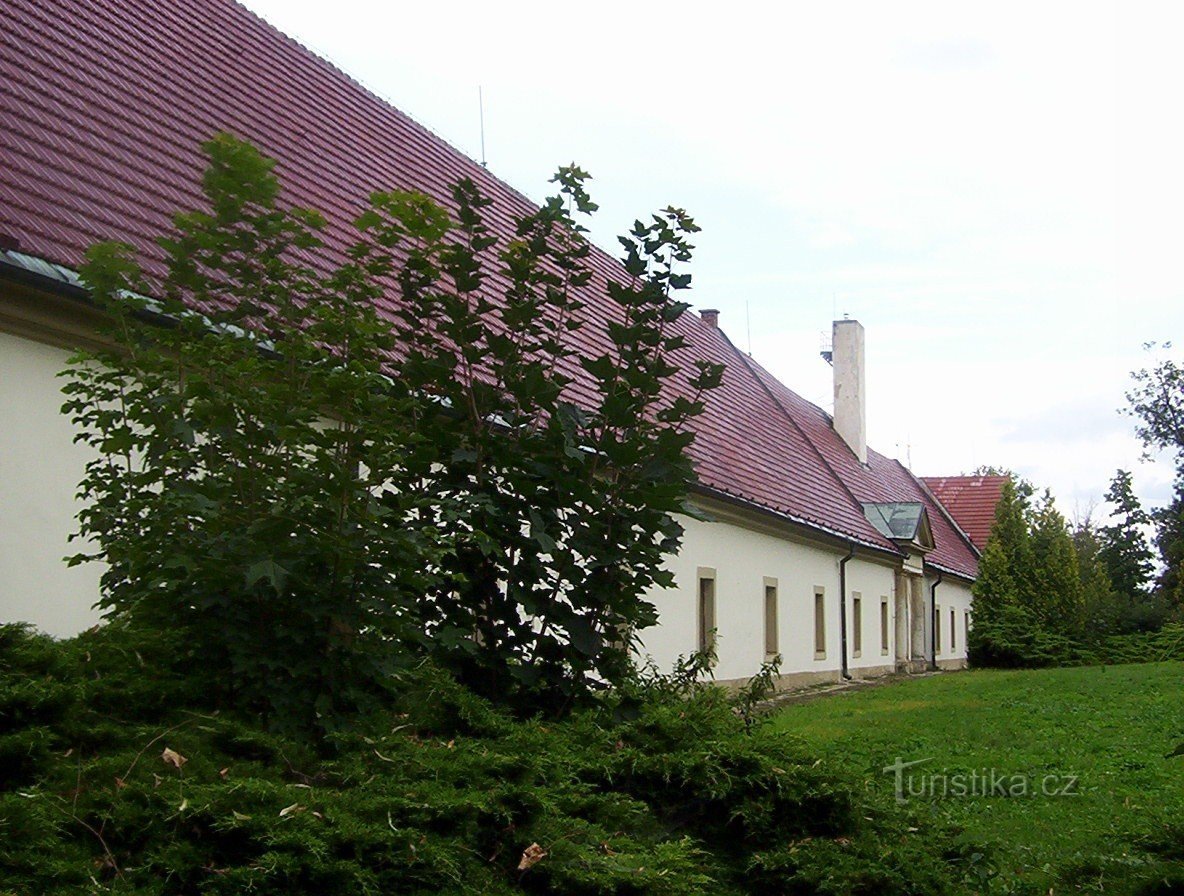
[0,624,982,895]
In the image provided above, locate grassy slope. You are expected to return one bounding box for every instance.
[770,663,1184,893]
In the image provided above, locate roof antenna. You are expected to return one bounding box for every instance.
[746,300,752,356]
[478,86,487,168]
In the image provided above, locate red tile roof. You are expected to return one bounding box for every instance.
[920,476,1009,551]
[1,0,979,580]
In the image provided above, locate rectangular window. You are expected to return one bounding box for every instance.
[697,569,716,656]
[763,577,779,657]
[852,593,862,657]
[935,604,941,653]
[880,597,890,655]
[950,608,956,652]
[814,587,826,659]
[965,610,970,647]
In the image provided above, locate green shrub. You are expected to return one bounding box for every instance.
[0,625,976,895]
[969,609,1184,670]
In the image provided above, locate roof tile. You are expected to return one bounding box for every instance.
[1,0,979,579]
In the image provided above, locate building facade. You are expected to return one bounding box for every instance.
[0,0,980,684]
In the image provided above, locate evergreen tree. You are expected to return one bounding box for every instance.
[970,477,1096,665]
[970,537,1019,617]
[1028,491,1084,633]
[984,478,1037,602]
[1097,469,1154,601]
[1072,520,1120,637]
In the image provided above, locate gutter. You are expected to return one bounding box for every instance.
[929,570,943,672]
[839,542,856,680]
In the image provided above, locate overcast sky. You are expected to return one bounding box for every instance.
[242,0,1182,521]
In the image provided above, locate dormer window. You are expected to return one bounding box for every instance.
[861,502,935,552]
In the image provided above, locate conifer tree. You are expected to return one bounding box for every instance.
[1072,521,1120,637]
[1028,492,1085,633]
[1098,469,1154,602]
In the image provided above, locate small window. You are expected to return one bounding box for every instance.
[763,578,779,657]
[852,593,862,657]
[880,597,890,655]
[697,569,716,656]
[814,587,826,659]
[950,608,956,652]
[935,604,941,653]
[964,610,970,646]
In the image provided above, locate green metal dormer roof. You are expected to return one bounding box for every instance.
[861,502,935,551]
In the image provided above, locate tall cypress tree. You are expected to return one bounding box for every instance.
[1029,491,1085,634]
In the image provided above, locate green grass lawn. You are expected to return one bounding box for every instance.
[770,662,1184,893]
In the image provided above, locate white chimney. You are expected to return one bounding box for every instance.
[832,318,866,464]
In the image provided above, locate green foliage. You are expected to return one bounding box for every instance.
[969,478,1134,666]
[1073,521,1122,636]
[62,134,723,731]
[967,603,1087,668]
[64,135,438,736]
[1028,492,1084,633]
[971,478,1034,617]
[1126,347,1183,460]
[0,625,970,895]
[1126,347,1184,617]
[970,605,1184,669]
[357,168,724,709]
[1099,470,1156,604]
[1153,478,1184,615]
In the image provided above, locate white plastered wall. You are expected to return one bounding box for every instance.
[931,575,973,667]
[845,555,899,673]
[0,329,103,636]
[640,505,900,684]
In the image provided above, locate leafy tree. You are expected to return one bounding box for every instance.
[64,135,439,735]
[355,171,723,709]
[1154,480,1184,613]
[1126,349,1184,618]
[1127,347,1183,458]
[64,134,722,731]
[968,465,1014,477]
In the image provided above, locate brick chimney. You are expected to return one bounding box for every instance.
[832,318,866,464]
[700,308,719,328]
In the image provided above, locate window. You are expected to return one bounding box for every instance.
[950,608,956,652]
[964,610,970,647]
[814,587,826,659]
[852,593,862,657]
[697,568,716,656]
[880,597,890,655]
[935,604,941,653]
[763,577,779,657]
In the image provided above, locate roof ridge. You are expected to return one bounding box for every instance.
[714,330,898,554]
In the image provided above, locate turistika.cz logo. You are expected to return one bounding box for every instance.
[882,757,1081,805]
